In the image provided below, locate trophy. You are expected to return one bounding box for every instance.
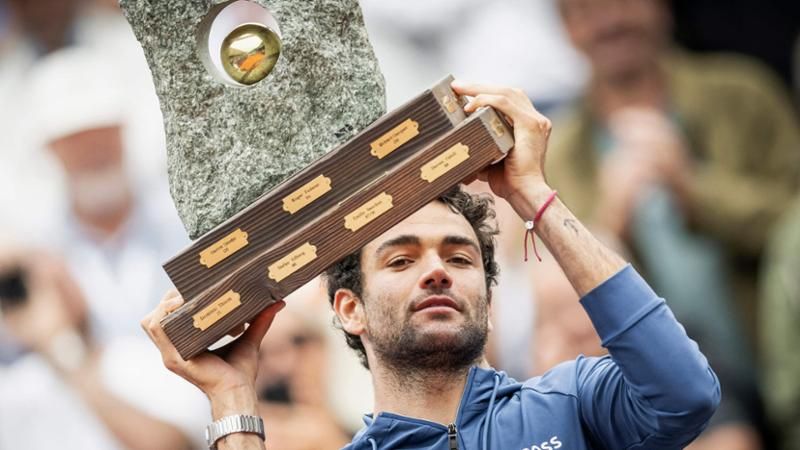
[121,0,514,359]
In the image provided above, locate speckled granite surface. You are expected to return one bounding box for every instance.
[120,0,385,238]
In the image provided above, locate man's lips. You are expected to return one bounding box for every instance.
[412,296,462,312]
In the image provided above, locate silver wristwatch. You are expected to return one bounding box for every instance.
[205,415,265,449]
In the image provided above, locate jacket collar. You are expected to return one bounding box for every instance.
[350,366,521,449]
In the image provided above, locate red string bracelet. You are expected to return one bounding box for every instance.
[523,190,558,262]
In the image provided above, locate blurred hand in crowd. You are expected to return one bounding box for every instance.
[2,247,194,450]
[596,107,693,236]
[0,249,90,369]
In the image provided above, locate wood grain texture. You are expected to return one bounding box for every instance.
[163,76,466,301]
[162,107,514,359]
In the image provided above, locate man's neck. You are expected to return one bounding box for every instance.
[590,61,667,119]
[370,361,482,425]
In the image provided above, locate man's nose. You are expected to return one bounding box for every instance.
[419,258,453,290]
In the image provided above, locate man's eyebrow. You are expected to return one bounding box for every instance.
[374,235,421,256]
[443,235,481,254]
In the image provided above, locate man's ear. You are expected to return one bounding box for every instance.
[333,288,366,336]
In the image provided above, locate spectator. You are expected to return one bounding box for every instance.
[24,46,187,341]
[760,198,800,450]
[670,0,800,96]
[0,247,209,449]
[255,283,351,449]
[547,0,800,445]
[359,0,586,109]
[0,1,9,43]
[0,0,168,242]
[529,245,761,450]
[4,0,80,55]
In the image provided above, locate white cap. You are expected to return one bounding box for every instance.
[26,46,126,145]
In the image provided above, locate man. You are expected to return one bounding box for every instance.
[254,284,351,449]
[25,47,188,341]
[0,247,208,449]
[760,198,800,450]
[0,45,208,450]
[547,0,800,446]
[143,81,720,449]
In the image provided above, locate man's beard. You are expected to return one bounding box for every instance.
[364,287,489,376]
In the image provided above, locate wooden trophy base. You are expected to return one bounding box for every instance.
[161,80,514,359]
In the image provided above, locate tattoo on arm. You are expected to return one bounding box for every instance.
[563,219,579,235]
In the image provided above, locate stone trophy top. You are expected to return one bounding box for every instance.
[120,0,386,238]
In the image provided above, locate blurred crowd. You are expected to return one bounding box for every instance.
[1,0,799,449]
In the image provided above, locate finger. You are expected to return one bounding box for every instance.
[451,79,519,98]
[238,300,286,349]
[141,292,187,371]
[464,93,518,115]
[140,294,183,345]
[163,288,181,303]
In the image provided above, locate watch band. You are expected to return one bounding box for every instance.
[205,414,265,449]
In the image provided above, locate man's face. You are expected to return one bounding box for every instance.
[559,0,670,80]
[48,126,131,218]
[49,126,125,175]
[356,201,490,372]
[8,0,79,52]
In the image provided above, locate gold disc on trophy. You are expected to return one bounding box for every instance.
[221,23,281,85]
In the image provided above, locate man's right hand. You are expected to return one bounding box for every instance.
[141,291,285,418]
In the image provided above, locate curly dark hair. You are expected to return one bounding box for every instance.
[324,185,500,369]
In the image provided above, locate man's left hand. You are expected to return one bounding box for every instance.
[451,80,553,200]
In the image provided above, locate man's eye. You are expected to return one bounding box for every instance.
[449,255,473,265]
[388,257,412,268]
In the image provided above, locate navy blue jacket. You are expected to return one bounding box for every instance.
[344,266,721,450]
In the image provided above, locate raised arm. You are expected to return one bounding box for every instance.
[453,80,721,448]
[142,291,285,450]
[453,80,625,295]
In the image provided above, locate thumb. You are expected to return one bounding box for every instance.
[239,300,286,348]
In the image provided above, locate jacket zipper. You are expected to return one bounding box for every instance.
[447,423,458,450]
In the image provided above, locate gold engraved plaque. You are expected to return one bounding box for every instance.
[193,290,242,331]
[199,229,249,268]
[490,117,506,137]
[442,94,458,113]
[420,143,470,183]
[344,192,394,232]
[267,242,318,282]
[282,175,332,214]
[370,119,420,159]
